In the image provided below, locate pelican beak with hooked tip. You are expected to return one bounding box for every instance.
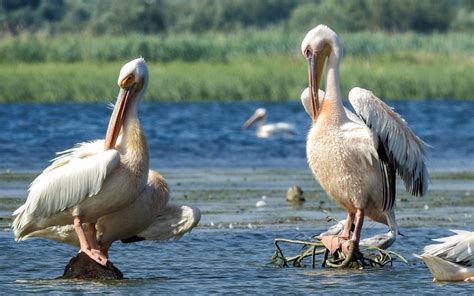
[305,44,331,122]
[104,74,138,150]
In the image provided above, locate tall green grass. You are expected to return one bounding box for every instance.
[1,30,471,102]
[0,30,473,63]
[1,53,472,102]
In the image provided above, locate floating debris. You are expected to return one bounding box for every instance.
[272,236,408,269]
[286,185,305,202]
[256,196,267,207]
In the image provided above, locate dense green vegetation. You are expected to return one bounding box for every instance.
[1,30,473,64]
[2,52,471,103]
[1,0,473,102]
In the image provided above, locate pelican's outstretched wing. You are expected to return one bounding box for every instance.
[423,230,474,265]
[348,87,429,200]
[13,141,119,239]
[122,204,201,243]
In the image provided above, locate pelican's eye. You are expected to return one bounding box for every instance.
[304,47,312,59]
[120,74,135,88]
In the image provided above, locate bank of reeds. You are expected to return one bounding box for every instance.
[0,30,472,63]
[1,53,472,102]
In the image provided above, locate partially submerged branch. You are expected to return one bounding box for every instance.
[272,236,407,269]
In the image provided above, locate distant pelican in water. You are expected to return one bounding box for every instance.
[243,108,295,138]
[26,169,201,255]
[418,230,474,282]
[13,58,151,265]
[301,25,429,257]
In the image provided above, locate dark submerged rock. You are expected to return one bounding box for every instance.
[60,252,123,280]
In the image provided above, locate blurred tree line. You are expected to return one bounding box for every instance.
[0,0,472,36]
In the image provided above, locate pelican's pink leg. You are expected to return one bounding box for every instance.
[74,217,108,266]
[340,209,363,256]
[465,277,474,282]
[84,223,108,260]
[321,212,354,254]
[351,208,364,244]
[341,212,355,239]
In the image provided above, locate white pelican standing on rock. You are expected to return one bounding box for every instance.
[300,25,429,257]
[243,108,295,138]
[25,169,201,255]
[13,58,150,266]
[418,230,474,282]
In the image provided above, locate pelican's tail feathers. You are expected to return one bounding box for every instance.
[123,204,201,242]
[24,225,80,247]
[12,208,38,241]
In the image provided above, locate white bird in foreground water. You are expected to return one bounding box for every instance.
[418,230,474,282]
[301,25,429,256]
[25,169,201,254]
[243,108,295,138]
[13,58,151,265]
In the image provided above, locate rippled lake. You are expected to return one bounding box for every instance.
[0,101,473,294]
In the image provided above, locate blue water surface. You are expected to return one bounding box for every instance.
[1,100,474,294]
[1,228,473,294]
[1,100,473,172]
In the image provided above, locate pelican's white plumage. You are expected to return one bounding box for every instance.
[12,58,150,265]
[26,169,201,251]
[14,147,119,225]
[243,108,295,138]
[300,25,428,253]
[419,230,474,281]
[134,204,201,241]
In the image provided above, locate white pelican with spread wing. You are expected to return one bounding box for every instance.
[243,108,295,138]
[13,58,150,265]
[300,25,429,256]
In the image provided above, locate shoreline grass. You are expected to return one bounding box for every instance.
[1,52,472,103]
[1,31,473,63]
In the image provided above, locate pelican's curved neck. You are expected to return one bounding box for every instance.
[118,99,147,157]
[117,103,149,180]
[120,101,143,148]
[323,54,344,114]
[325,56,341,100]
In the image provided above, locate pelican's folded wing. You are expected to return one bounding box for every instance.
[13,147,120,238]
[348,87,429,198]
[43,140,106,173]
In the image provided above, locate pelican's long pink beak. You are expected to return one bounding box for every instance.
[104,80,136,150]
[307,52,319,122]
[306,44,331,122]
